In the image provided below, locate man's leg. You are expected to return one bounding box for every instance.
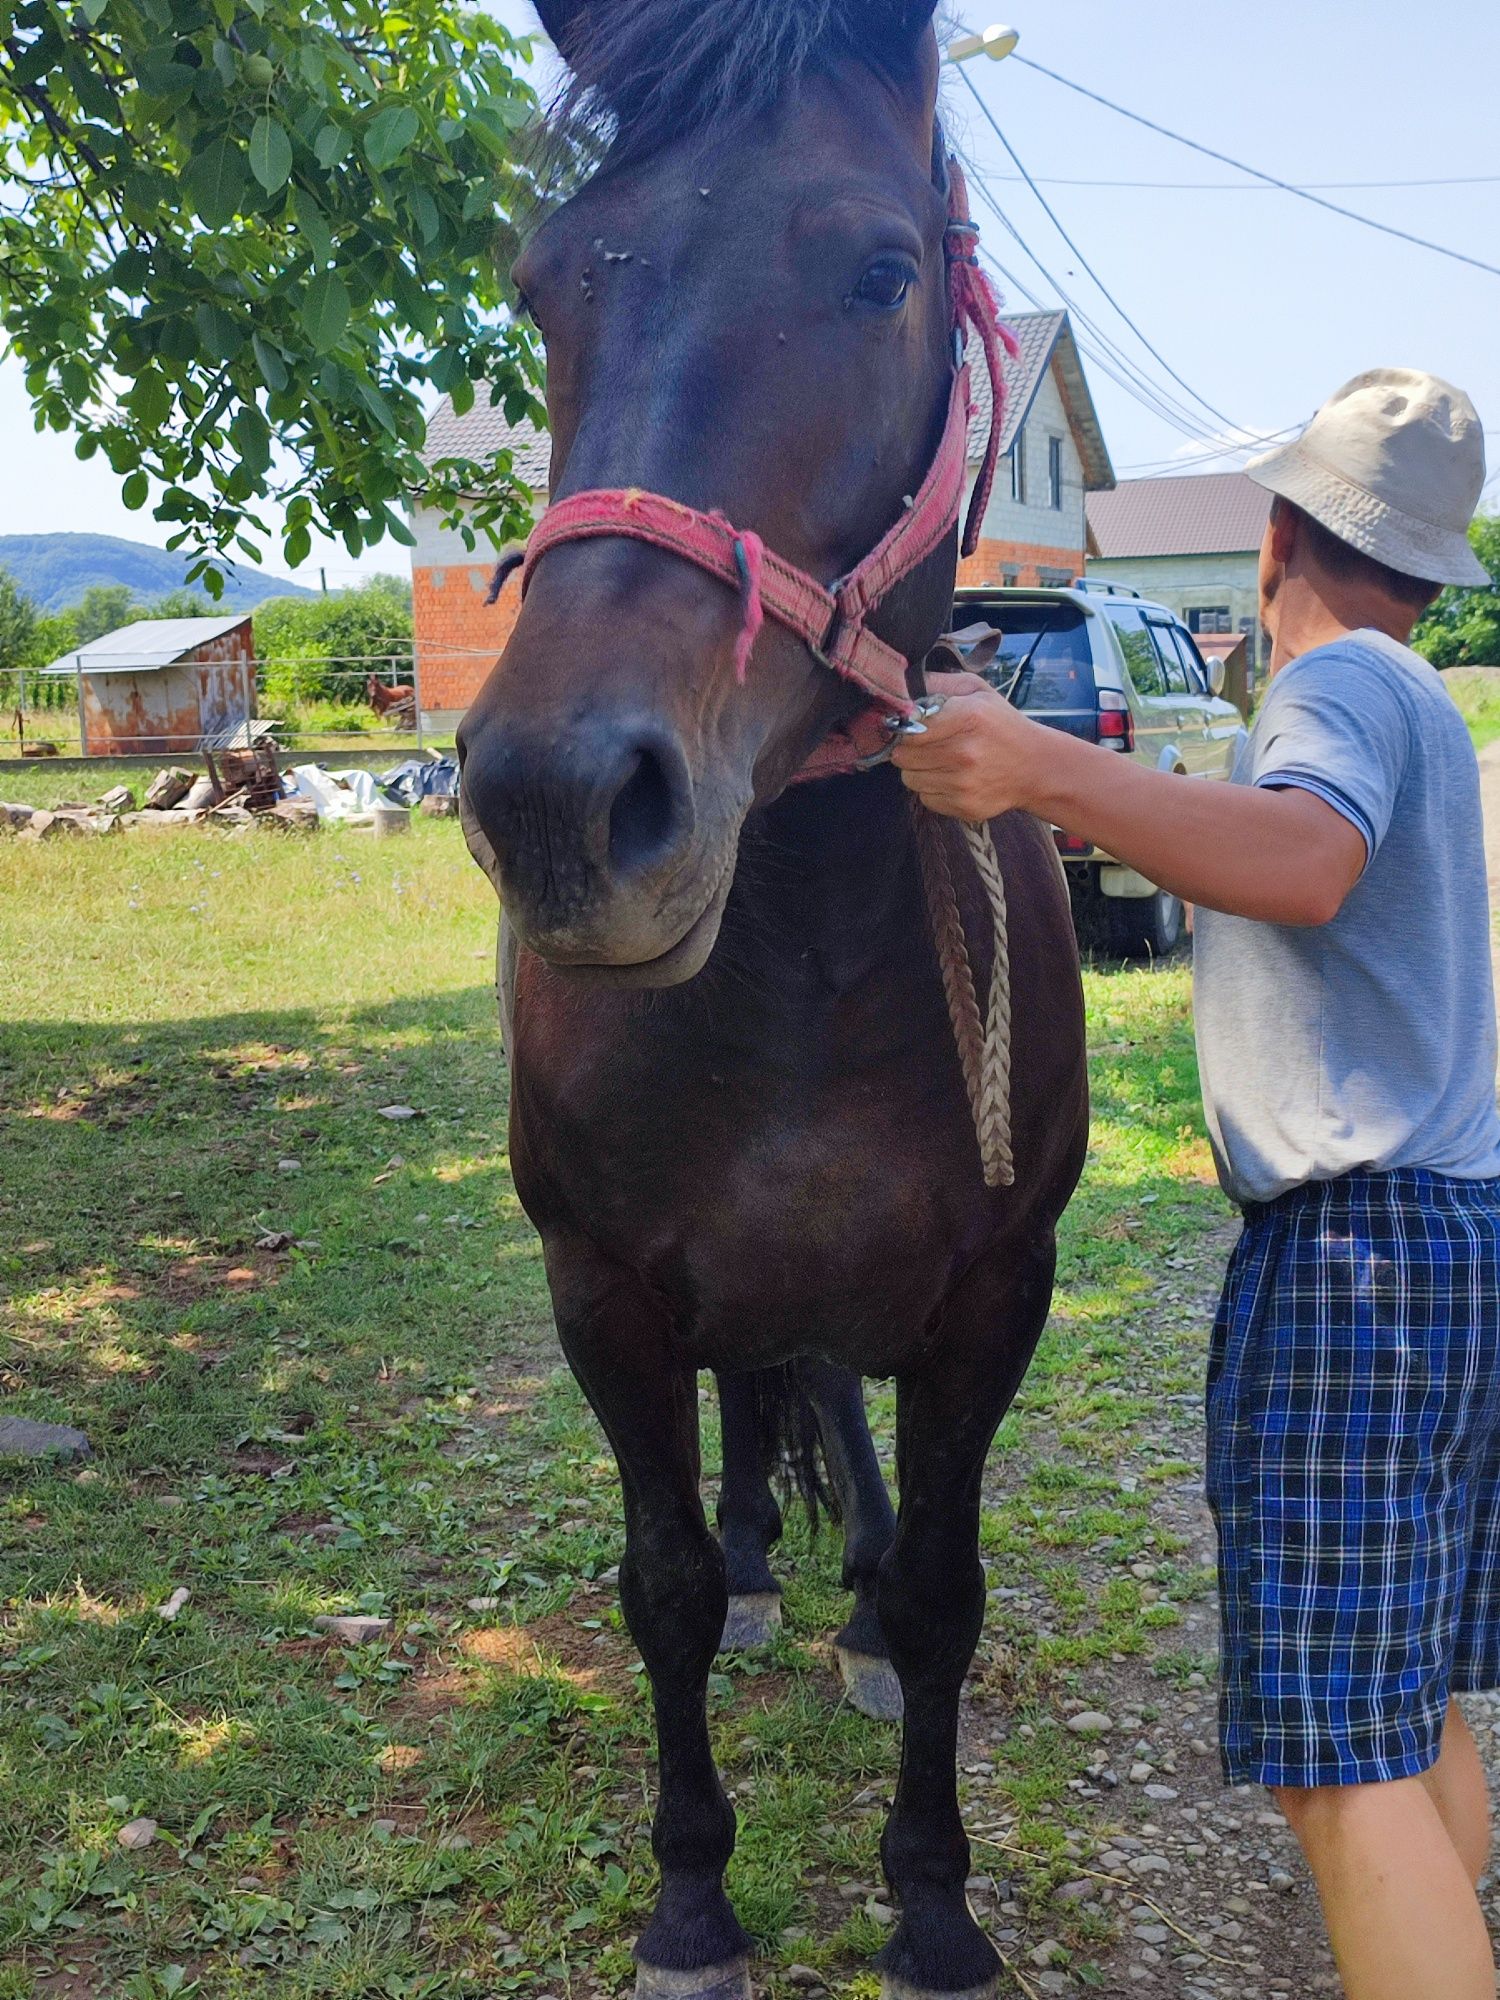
[1276,1769,1495,2000]
[1422,1700,1493,1885]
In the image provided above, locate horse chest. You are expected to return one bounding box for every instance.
[511,987,987,1365]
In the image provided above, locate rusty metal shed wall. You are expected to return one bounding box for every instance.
[80,624,256,757]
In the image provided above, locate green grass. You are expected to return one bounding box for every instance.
[1443,665,1500,752]
[0,824,1230,1996]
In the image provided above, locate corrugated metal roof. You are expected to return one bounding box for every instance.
[419,308,1115,498]
[39,614,252,678]
[1086,471,1270,559]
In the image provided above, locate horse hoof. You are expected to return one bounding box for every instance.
[879,1981,1000,2000]
[635,1958,752,2000]
[720,1592,781,1652]
[837,1645,904,1721]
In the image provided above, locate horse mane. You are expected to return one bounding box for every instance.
[548,0,948,173]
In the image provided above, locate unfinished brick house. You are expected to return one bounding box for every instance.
[409,309,1114,726]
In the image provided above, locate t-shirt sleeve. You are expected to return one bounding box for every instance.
[1248,646,1413,865]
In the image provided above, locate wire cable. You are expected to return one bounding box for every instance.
[956,66,1251,437]
[954,143,1242,447]
[1012,55,1500,283]
[983,171,1500,193]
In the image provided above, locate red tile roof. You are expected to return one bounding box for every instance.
[1086,471,1270,559]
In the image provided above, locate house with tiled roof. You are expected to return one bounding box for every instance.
[408,309,1113,722]
[1086,470,1272,676]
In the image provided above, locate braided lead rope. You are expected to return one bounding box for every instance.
[959,820,1016,1189]
[909,799,1016,1190]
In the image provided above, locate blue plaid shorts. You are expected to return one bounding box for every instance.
[1207,1168,1500,1788]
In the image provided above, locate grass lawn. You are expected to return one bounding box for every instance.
[1443,665,1500,752]
[0,818,1230,1998]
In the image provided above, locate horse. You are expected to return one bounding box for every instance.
[366,674,417,723]
[457,4,1090,1994]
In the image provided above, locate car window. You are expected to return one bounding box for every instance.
[955,601,1095,712]
[1147,620,1192,696]
[1169,624,1212,694]
[1101,604,1164,698]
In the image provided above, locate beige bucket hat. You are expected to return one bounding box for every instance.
[1246,367,1489,587]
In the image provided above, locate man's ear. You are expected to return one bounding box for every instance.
[532,0,592,61]
[1269,497,1299,566]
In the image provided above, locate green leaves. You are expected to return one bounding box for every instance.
[299,272,351,354]
[364,104,420,172]
[183,136,249,230]
[249,115,293,194]
[0,0,543,582]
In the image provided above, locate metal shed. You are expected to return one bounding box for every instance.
[39,615,257,757]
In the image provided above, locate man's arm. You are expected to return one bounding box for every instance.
[892,673,1367,927]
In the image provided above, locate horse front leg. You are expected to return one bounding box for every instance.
[795,1358,901,1721]
[874,1240,1058,2000]
[715,1370,785,1651]
[549,1241,752,2000]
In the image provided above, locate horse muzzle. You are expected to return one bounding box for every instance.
[457,708,738,985]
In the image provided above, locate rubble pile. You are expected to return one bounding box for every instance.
[2,750,461,838]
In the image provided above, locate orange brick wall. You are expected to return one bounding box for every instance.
[957,535,1086,588]
[412,562,522,715]
[414,531,1086,714]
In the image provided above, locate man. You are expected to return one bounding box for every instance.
[894,369,1500,2000]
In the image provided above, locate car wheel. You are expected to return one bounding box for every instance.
[1107,887,1184,960]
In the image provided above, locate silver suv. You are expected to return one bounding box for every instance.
[951,582,1244,956]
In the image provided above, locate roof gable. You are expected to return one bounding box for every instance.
[1086,471,1271,560]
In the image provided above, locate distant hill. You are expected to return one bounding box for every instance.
[0,533,317,614]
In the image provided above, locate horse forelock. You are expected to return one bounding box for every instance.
[546,0,953,175]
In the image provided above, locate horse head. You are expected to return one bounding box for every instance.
[458,0,956,984]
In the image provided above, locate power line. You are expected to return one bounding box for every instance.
[955,143,1241,447]
[983,171,1500,193]
[956,143,1222,441]
[1012,55,1500,283]
[956,66,1249,437]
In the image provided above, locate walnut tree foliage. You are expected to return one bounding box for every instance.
[0,0,546,591]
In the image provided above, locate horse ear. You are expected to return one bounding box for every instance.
[863,0,942,58]
[532,0,591,60]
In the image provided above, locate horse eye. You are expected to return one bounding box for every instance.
[851,257,916,311]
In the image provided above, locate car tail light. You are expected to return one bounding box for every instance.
[1097,688,1135,752]
[1054,830,1094,857]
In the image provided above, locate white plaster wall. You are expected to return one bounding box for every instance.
[973,364,1087,556]
[407,495,541,573]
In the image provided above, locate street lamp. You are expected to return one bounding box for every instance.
[943,23,1020,64]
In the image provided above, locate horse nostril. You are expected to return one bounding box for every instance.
[609,743,685,874]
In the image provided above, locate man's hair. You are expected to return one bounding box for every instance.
[1271,495,1443,612]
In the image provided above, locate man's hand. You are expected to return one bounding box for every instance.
[889,670,1365,928]
[891,671,1054,822]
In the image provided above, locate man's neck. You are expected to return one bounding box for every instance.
[1267,577,1418,676]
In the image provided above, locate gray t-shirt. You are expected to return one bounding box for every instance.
[1194,629,1500,1206]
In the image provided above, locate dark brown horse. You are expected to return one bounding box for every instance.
[457,4,1089,1994]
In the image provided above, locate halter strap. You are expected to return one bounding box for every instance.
[513,159,1017,779]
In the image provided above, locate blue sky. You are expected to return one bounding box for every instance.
[3,0,1496,587]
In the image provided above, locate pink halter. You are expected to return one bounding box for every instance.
[515,159,1017,781]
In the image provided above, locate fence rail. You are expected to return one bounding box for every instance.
[1,654,467,763]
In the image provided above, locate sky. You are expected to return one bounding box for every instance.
[3,0,1497,590]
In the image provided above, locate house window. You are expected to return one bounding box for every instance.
[1187,606,1233,635]
[1011,435,1026,505]
[1048,436,1064,511]
[1002,568,1021,588]
[1038,567,1074,589]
